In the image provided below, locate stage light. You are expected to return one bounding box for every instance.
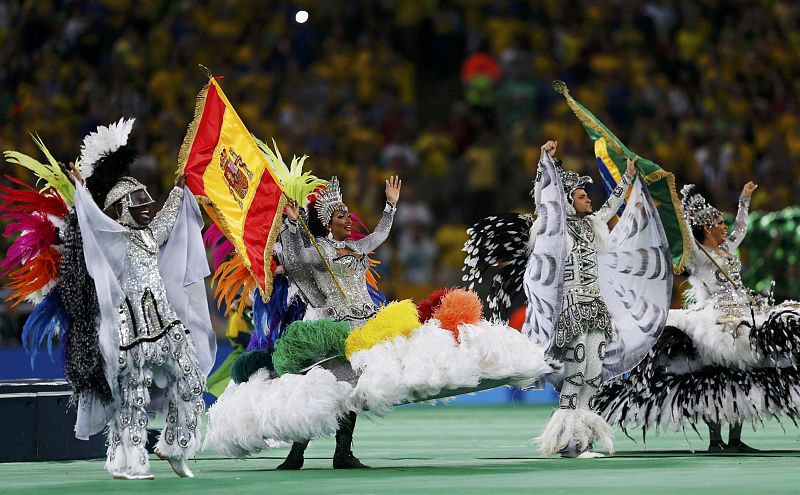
[295,10,309,24]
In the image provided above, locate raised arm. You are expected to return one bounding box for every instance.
[595,156,637,224]
[150,186,184,245]
[724,181,757,251]
[348,204,396,254]
[533,141,558,208]
[279,202,323,266]
[348,175,401,254]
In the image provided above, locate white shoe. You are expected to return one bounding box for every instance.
[156,450,194,478]
[112,471,155,480]
[577,451,605,459]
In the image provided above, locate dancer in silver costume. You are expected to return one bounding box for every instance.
[281,176,401,329]
[67,119,216,479]
[597,181,800,453]
[274,175,401,469]
[524,141,671,458]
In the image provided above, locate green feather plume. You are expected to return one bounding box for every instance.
[271,318,350,376]
[254,136,327,204]
[230,349,274,384]
[3,134,75,205]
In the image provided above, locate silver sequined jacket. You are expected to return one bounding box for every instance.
[555,173,633,348]
[117,187,187,350]
[683,196,754,318]
[279,203,395,328]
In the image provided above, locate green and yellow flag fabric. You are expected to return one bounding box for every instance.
[552,80,691,274]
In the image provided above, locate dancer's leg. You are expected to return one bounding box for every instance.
[727,422,759,453]
[276,441,310,470]
[704,418,725,453]
[106,366,153,479]
[154,331,206,477]
[333,411,369,468]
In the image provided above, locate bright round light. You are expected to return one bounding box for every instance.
[295,10,309,23]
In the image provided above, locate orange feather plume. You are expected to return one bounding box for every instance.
[5,246,60,307]
[432,288,484,341]
[211,253,257,316]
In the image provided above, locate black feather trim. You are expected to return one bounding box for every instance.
[596,324,800,441]
[84,145,137,206]
[750,309,800,360]
[462,213,532,319]
[60,212,112,404]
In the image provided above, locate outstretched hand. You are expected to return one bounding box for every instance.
[626,155,638,176]
[284,197,300,221]
[385,175,402,206]
[741,181,758,200]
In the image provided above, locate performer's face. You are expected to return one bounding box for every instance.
[571,189,592,215]
[328,210,352,241]
[129,204,153,225]
[704,216,727,246]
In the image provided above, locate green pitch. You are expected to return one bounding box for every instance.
[2,404,799,494]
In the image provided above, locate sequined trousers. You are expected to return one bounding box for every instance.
[558,329,607,413]
[105,324,205,476]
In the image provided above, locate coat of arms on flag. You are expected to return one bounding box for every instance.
[178,75,287,299]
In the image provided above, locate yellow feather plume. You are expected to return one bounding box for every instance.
[253,136,327,204]
[344,300,421,359]
[3,134,75,205]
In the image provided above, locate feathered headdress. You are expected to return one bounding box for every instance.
[79,118,139,206]
[680,184,722,228]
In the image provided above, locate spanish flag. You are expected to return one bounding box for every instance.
[178,76,286,299]
[552,80,691,274]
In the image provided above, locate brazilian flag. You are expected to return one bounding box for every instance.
[553,80,691,274]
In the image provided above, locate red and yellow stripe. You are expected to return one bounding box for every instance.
[179,77,286,299]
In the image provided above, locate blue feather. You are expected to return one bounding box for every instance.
[247,276,305,353]
[368,284,388,308]
[22,288,69,368]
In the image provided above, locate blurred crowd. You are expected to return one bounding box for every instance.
[2,0,800,342]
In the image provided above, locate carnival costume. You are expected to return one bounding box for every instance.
[2,119,216,479]
[271,176,396,469]
[203,144,552,467]
[596,185,800,452]
[464,150,672,457]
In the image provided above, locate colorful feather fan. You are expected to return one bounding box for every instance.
[21,288,69,365]
[344,300,421,359]
[203,223,235,271]
[211,253,258,317]
[0,178,69,306]
[2,136,72,366]
[247,277,306,353]
[3,134,75,205]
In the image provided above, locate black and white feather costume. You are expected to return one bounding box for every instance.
[596,186,800,442]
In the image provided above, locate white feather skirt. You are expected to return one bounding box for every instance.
[204,320,551,456]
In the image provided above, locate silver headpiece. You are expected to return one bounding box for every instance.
[560,169,593,197]
[103,176,154,228]
[315,176,347,226]
[680,184,722,228]
[103,176,148,210]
